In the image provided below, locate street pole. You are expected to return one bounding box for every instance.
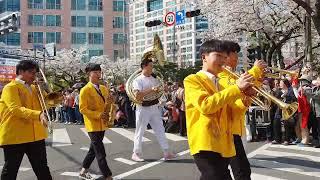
[304,0,312,64]
[43,47,46,74]
[173,23,176,63]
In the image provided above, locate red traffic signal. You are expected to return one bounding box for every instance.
[186,9,201,18]
[145,20,162,27]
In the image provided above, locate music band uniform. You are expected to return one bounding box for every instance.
[219,65,263,180]
[79,64,113,178]
[0,60,52,180]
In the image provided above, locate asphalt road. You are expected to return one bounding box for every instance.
[1,123,320,180]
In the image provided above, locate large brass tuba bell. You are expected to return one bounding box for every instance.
[125,34,165,105]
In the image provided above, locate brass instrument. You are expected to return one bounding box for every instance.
[224,67,298,120]
[126,34,165,104]
[247,63,298,79]
[35,68,63,134]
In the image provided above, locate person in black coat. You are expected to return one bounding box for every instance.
[273,78,297,145]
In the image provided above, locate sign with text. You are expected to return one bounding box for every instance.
[176,10,185,25]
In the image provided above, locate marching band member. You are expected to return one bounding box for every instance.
[218,41,265,180]
[0,60,52,180]
[131,52,176,162]
[184,39,254,180]
[79,63,112,180]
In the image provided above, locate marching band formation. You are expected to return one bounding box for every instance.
[0,34,318,180]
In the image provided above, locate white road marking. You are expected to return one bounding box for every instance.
[110,128,150,142]
[52,128,72,147]
[251,173,288,180]
[270,144,320,153]
[80,147,89,151]
[146,129,187,141]
[247,143,271,158]
[80,128,112,144]
[0,166,31,172]
[250,159,320,178]
[258,149,320,163]
[113,149,190,179]
[114,158,137,165]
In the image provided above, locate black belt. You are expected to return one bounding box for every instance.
[141,99,159,107]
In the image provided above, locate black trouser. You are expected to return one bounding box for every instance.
[193,151,232,180]
[179,110,186,136]
[273,116,282,142]
[284,120,295,142]
[230,135,251,180]
[82,131,112,177]
[1,140,52,180]
[317,117,320,142]
[249,110,257,139]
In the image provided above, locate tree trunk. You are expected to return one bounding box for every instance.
[276,47,285,69]
[266,46,276,67]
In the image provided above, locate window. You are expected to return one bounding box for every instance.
[113,49,124,61]
[88,0,102,11]
[89,16,103,27]
[71,32,86,44]
[147,0,162,12]
[71,16,86,27]
[46,15,61,26]
[196,23,208,30]
[113,17,126,28]
[88,33,103,44]
[89,50,103,58]
[46,32,61,43]
[71,0,86,10]
[0,33,20,46]
[135,28,144,34]
[113,0,126,12]
[28,15,43,26]
[46,0,60,9]
[166,1,175,6]
[5,0,20,11]
[28,0,43,9]
[28,32,43,43]
[113,33,126,44]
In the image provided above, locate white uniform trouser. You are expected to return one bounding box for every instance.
[133,105,169,154]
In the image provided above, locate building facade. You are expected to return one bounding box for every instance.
[0,0,129,61]
[129,0,208,67]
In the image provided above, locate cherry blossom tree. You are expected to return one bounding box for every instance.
[198,0,305,67]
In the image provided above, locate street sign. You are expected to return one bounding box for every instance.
[165,12,175,26]
[176,10,185,25]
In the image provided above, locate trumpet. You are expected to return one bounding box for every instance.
[35,68,63,134]
[223,67,298,120]
[247,63,298,79]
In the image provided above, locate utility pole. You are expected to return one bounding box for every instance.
[304,0,312,64]
[172,5,177,64]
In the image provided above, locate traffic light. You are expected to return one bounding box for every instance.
[0,13,19,35]
[145,20,162,27]
[186,9,201,18]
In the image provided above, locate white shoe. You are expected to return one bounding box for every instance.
[79,172,95,180]
[131,153,144,162]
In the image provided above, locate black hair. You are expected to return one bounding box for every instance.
[16,60,39,75]
[199,39,227,57]
[281,78,291,88]
[85,63,101,73]
[223,40,241,53]
[140,58,153,69]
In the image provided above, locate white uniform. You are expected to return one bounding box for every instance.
[132,74,169,154]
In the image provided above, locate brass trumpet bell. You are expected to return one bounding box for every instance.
[223,67,298,120]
